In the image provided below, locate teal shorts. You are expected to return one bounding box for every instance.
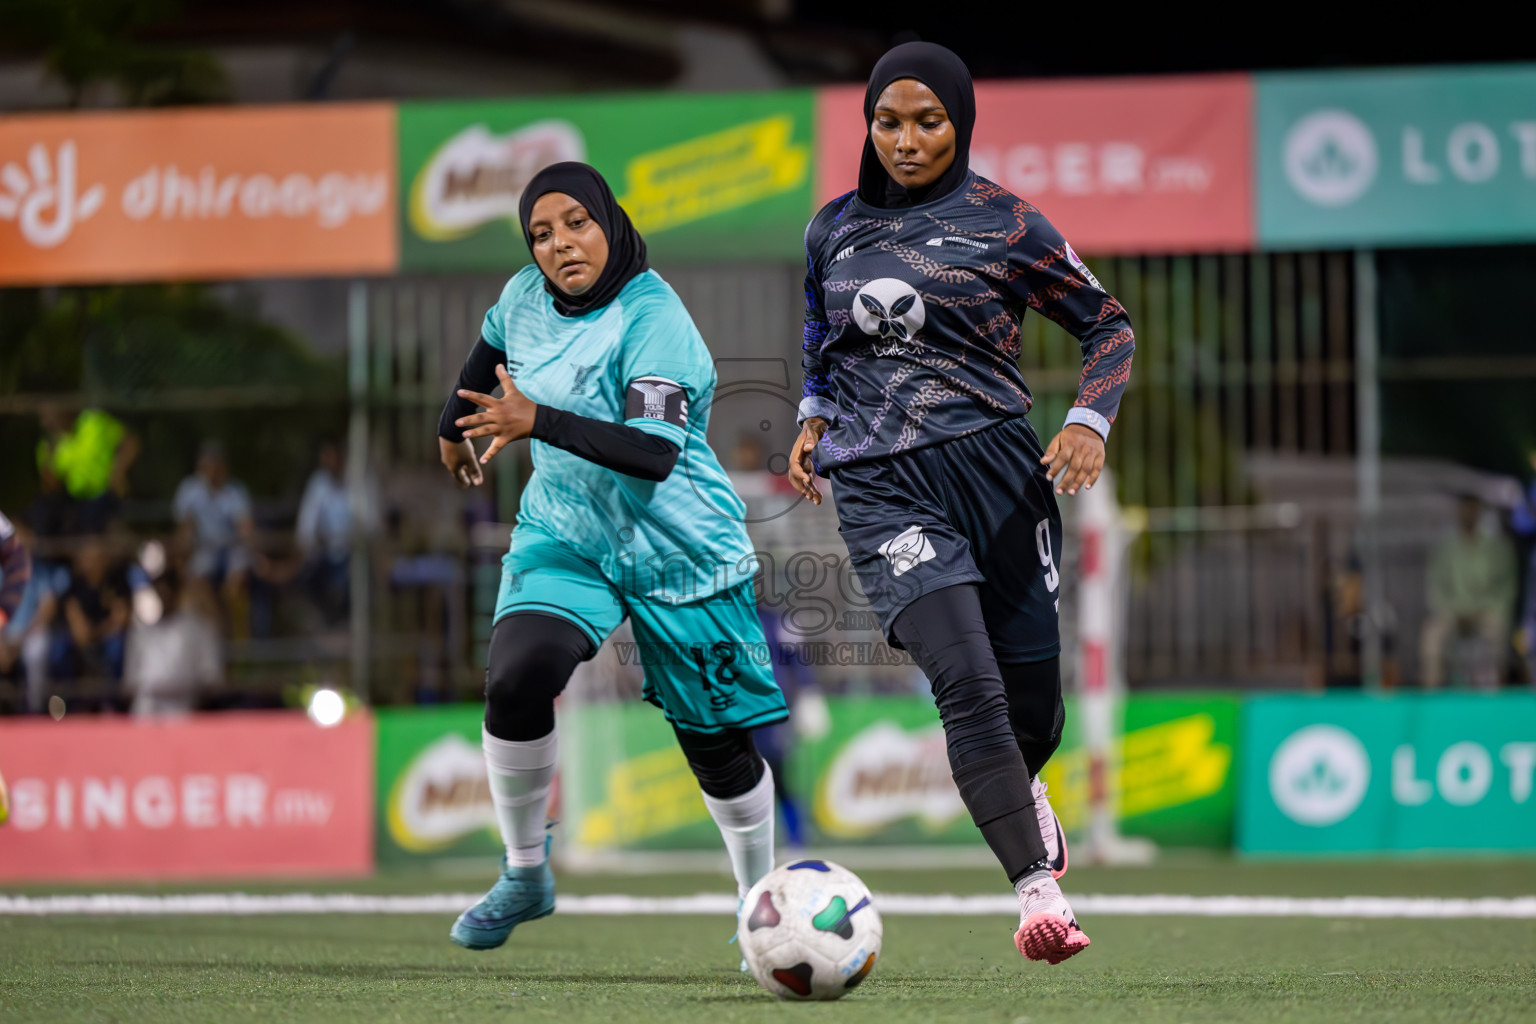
[494,530,787,734]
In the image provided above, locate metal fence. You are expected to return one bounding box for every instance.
[350,252,1377,696]
[6,249,1522,711]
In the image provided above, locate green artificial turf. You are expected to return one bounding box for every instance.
[3,860,1534,1023]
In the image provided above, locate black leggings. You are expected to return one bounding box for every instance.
[483,612,764,799]
[891,584,1063,882]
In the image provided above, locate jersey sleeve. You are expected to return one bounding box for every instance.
[479,271,532,352]
[798,214,838,428]
[1002,202,1135,440]
[617,290,713,450]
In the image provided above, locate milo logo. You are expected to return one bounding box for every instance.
[816,722,963,837]
[409,120,585,241]
[386,733,498,852]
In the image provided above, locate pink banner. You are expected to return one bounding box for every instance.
[0,713,373,880]
[816,75,1254,253]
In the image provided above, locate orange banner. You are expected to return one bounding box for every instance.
[0,712,374,880]
[0,104,396,284]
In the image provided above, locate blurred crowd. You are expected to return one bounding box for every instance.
[3,408,1536,716]
[0,406,378,716]
[1323,458,1536,690]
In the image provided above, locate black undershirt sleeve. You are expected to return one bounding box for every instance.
[439,336,680,481]
[437,336,504,444]
[531,406,679,482]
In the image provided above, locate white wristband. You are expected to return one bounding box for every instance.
[797,396,839,429]
[1063,407,1110,441]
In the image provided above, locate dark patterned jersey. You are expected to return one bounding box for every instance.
[800,171,1135,469]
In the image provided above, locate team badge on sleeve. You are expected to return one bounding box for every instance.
[625,376,689,428]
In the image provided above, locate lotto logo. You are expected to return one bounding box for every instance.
[1269,725,1371,826]
[1283,109,1379,208]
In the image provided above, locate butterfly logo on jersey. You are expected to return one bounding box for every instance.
[851,278,926,342]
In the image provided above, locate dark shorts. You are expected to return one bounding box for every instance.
[828,416,1063,663]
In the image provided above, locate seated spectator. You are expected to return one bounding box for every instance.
[25,464,79,572]
[295,440,372,627]
[1,547,69,714]
[124,564,222,716]
[173,441,254,632]
[1322,554,1400,690]
[1420,494,1517,689]
[48,537,132,706]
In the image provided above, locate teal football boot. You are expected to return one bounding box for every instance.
[449,837,556,951]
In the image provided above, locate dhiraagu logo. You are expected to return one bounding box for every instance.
[1269,724,1371,826]
[1283,109,1379,207]
[0,141,105,248]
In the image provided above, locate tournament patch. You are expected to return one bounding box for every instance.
[625,376,689,428]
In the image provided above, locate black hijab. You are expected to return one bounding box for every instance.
[856,42,976,209]
[519,161,648,317]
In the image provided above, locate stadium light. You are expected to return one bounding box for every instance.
[307,688,347,728]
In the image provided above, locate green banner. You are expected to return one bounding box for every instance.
[397,90,814,271]
[1042,695,1239,849]
[560,702,722,851]
[374,705,502,866]
[796,696,976,845]
[559,694,1238,851]
[1258,66,1536,248]
[1238,694,1536,854]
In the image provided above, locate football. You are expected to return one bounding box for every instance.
[737,859,883,1000]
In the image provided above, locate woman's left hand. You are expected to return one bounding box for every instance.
[455,363,538,465]
[1041,423,1106,496]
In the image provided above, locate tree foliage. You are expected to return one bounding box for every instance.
[4,0,229,107]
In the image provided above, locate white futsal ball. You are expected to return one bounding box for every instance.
[737,859,883,1000]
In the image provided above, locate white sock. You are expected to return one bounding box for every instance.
[482,726,557,868]
[702,763,776,898]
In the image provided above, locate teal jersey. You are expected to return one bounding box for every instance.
[481,267,756,604]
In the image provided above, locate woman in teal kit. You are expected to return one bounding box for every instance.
[437,162,785,952]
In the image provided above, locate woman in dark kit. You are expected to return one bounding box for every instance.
[788,42,1136,965]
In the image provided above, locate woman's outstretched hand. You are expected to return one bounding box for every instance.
[455,363,538,466]
[788,417,829,506]
[1041,423,1105,497]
